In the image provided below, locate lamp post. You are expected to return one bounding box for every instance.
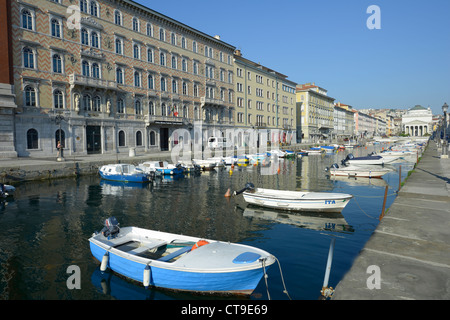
[55,113,65,161]
[442,103,448,158]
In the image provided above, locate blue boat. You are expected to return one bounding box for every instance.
[99,164,151,183]
[89,217,276,295]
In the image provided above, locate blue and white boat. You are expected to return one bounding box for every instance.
[320,146,336,153]
[89,217,276,295]
[99,164,151,183]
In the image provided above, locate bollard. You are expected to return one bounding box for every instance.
[379,186,388,221]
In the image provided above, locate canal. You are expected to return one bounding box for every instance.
[0,145,416,300]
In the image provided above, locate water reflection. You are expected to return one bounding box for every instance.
[0,143,418,300]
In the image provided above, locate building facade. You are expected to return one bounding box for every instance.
[402,105,433,137]
[11,0,236,157]
[333,103,355,141]
[296,83,335,143]
[234,51,296,147]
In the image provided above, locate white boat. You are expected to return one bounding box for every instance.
[325,163,391,178]
[368,152,402,162]
[0,183,15,198]
[341,153,397,165]
[269,149,286,158]
[89,217,276,295]
[137,161,183,175]
[233,183,352,212]
[192,159,216,171]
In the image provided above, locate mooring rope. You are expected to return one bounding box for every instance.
[261,256,292,300]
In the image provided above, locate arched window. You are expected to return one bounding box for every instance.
[161,103,166,116]
[133,44,140,59]
[81,28,89,45]
[24,86,36,106]
[135,100,142,115]
[116,67,123,84]
[51,19,61,38]
[134,71,141,87]
[21,9,33,30]
[171,56,177,69]
[80,0,88,13]
[52,54,62,73]
[146,23,153,37]
[182,82,187,95]
[23,47,34,69]
[114,10,122,25]
[159,28,165,41]
[148,74,154,89]
[132,17,139,32]
[147,48,153,63]
[160,52,165,66]
[182,59,187,72]
[115,38,122,54]
[83,94,91,110]
[82,61,90,76]
[91,31,99,48]
[27,129,38,149]
[136,131,142,146]
[149,101,155,115]
[183,105,188,118]
[118,130,125,147]
[92,63,100,78]
[149,131,156,146]
[90,1,98,17]
[117,98,124,113]
[160,77,166,91]
[172,80,177,93]
[55,129,65,148]
[53,89,64,109]
[93,96,101,112]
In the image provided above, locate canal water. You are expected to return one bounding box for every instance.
[0,145,416,300]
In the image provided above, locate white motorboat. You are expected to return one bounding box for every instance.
[137,161,183,175]
[341,153,398,165]
[233,183,352,212]
[325,163,391,178]
[192,159,216,171]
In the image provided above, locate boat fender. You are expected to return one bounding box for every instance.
[100,252,109,272]
[191,240,209,251]
[143,264,151,288]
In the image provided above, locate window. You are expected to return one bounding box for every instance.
[183,105,188,118]
[182,59,187,72]
[159,28,165,41]
[161,103,167,116]
[193,61,198,75]
[172,80,177,93]
[83,94,91,110]
[53,89,64,108]
[147,48,153,63]
[51,19,61,38]
[160,77,166,91]
[80,0,88,13]
[134,71,141,87]
[146,23,153,37]
[133,44,140,59]
[27,129,38,149]
[149,131,156,145]
[132,18,139,32]
[90,1,98,17]
[193,84,198,97]
[91,31,99,48]
[171,56,177,69]
[23,47,35,69]
[92,63,100,78]
[24,86,36,106]
[192,41,197,53]
[93,96,101,111]
[81,28,89,45]
[181,37,186,49]
[115,38,123,55]
[135,100,142,115]
[114,10,122,25]
[117,98,124,113]
[160,52,166,66]
[118,130,125,146]
[116,67,123,84]
[182,82,187,95]
[171,33,176,45]
[136,131,142,146]
[21,9,33,30]
[149,101,155,115]
[148,74,154,89]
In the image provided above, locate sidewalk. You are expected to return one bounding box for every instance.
[332,140,450,299]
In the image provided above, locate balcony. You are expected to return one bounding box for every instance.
[69,74,117,90]
[144,115,186,126]
[200,97,229,107]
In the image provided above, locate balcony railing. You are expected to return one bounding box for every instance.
[69,74,117,90]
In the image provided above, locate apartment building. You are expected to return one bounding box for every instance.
[234,51,296,147]
[11,0,235,157]
[333,102,355,141]
[296,83,335,143]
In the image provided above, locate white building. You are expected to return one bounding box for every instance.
[402,105,433,136]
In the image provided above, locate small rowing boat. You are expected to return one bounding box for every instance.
[325,163,391,178]
[233,183,352,212]
[89,217,276,295]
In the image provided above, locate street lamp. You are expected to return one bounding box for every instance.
[54,113,65,161]
[442,103,448,157]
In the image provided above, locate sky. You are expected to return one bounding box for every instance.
[135,0,450,116]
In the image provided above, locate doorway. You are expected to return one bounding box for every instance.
[86,125,101,154]
[160,128,169,151]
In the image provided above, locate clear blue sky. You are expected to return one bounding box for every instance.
[135,0,450,116]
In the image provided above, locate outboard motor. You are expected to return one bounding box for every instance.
[331,163,339,169]
[233,182,255,196]
[101,217,120,239]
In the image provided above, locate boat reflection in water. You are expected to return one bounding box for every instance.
[238,205,354,235]
[100,179,152,196]
[327,175,389,188]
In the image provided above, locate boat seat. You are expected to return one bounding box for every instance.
[127,240,167,255]
[157,245,192,262]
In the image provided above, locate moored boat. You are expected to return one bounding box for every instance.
[233,183,352,212]
[89,217,276,295]
[138,161,184,176]
[341,153,398,165]
[0,183,15,198]
[99,164,152,183]
[325,163,391,178]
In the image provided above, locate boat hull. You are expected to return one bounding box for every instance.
[99,172,150,183]
[89,227,274,295]
[243,188,352,212]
